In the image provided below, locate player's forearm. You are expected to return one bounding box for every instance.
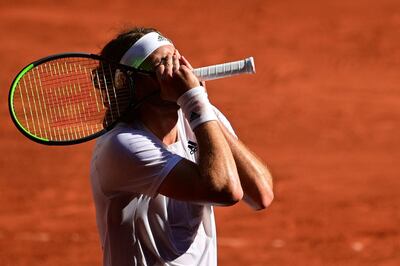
[218,122,274,210]
[176,85,243,205]
[193,121,243,205]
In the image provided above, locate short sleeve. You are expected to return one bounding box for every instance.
[93,129,183,198]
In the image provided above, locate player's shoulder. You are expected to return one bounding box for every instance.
[112,122,161,146]
[97,122,161,155]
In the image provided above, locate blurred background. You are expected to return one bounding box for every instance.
[0,0,399,265]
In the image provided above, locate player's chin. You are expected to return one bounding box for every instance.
[161,101,180,112]
[153,97,178,107]
[148,98,180,111]
[161,99,179,107]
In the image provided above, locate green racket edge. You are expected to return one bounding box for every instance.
[8,53,112,146]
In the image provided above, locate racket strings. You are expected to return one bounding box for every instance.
[12,58,134,141]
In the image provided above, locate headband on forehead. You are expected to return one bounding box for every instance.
[119,32,173,68]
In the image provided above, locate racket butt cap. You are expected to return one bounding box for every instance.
[245,57,256,74]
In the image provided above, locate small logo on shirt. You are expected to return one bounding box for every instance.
[188,140,198,155]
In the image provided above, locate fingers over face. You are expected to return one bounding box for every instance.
[174,49,182,60]
[164,54,173,76]
[172,54,180,73]
[180,55,193,70]
[156,64,165,81]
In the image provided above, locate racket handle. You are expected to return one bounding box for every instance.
[193,57,256,81]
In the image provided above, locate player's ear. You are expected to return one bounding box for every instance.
[115,69,128,89]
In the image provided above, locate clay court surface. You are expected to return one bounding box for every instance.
[1,0,399,265]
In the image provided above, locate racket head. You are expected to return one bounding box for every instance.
[8,53,149,145]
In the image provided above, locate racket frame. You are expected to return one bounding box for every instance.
[8,52,152,145]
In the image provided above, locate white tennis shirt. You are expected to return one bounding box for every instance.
[90,107,236,266]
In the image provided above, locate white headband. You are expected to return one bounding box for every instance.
[119,32,173,68]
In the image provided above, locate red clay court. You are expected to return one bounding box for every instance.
[0,1,399,265]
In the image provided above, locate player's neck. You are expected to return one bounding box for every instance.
[139,104,179,145]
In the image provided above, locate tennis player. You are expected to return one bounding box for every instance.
[90,27,274,266]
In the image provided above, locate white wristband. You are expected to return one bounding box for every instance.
[177,86,218,130]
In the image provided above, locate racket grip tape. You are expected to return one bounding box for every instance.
[193,57,256,81]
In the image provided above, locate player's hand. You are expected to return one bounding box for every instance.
[155,51,200,102]
[179,53,206,88]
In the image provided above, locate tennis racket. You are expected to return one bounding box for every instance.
[9,53,256,145]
